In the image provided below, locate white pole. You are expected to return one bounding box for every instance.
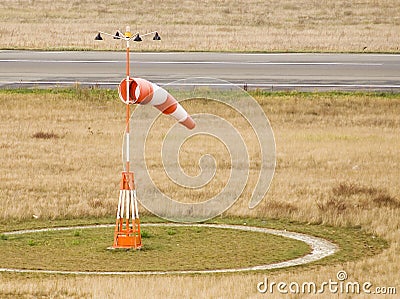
[125,36,130,170]
[126,133,130,163]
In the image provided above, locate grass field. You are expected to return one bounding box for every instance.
[0,0,400,52]
[0,89,399,297]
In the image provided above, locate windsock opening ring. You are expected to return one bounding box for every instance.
[118,78,139,105]
[118,77,196,130]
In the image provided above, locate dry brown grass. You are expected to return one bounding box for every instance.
[0,89,399,298]
[0,89,124,220]
[0,0,400,52]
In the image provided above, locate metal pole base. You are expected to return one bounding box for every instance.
[112,172,142,249]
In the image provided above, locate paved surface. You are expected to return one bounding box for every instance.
[0,223,337,275]
[1,50,400,91]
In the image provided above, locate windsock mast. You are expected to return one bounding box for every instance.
[95,26,161,250]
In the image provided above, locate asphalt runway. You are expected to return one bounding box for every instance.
[1,50,399,91]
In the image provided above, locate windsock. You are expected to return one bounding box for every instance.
[118,77,195,130]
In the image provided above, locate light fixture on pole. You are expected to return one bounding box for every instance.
[94,32,103,40]
[133,34,142,42]
[153,32,161,40]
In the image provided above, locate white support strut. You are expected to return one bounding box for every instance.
[120,190,125,221]
[131,190,136,220]
[125,189,130,219]
[133,190,139,219]
[117,190,123,219]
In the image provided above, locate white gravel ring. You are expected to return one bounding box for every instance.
[0,223,337,275]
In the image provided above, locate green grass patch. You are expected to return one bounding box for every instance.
[0,87,118,103]
[0,224,310,272]
[0,216,388,273]
[213,217,388,267]
[1,87,399,100]
[140,230,152,238]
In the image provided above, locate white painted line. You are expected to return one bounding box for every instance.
[139,61,381,66]
[163,83,400,89]
[2,81,400,89]
[224,53,400,58]
[0,59,122,63]
[2,51,399,57]
[0,59,383,66]
[0,223,337,275]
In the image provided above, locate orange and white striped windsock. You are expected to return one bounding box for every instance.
[118,77,195,130]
